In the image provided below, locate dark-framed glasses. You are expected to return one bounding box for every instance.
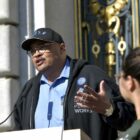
[27,42,56,57]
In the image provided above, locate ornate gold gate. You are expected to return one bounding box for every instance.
[74,0,140,78]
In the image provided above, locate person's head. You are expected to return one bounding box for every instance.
[118,47,140,103]
[21,28,67,72]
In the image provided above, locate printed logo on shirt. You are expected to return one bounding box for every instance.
[74,104,93,113]
[75,77,93,113]
[77,77,86,86]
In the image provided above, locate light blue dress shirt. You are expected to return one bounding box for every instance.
[35,58,70,128]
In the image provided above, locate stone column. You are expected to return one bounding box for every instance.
[0,0,19,131]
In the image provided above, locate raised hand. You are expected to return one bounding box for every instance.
[74,80,113,116]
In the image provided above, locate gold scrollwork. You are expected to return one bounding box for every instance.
[105,41,116,66]
[89,0,128,76]
[118,37,127,56]
[92,40,100,58]
[90,0,128,21]
[105,41,116,77]
[90,0,128,35]
[96,16,120,36]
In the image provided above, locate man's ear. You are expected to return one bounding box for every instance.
[60,43,66,51]
[127,75,135,91]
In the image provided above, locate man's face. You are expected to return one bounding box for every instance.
[28,41,66,72]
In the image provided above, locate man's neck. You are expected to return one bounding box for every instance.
[44,59,66,82]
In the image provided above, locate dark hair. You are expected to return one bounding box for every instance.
[122,47,140,82]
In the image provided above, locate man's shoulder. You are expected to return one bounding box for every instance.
[23,73,42,89]
[71,58,108,76]
[81,62,106,74]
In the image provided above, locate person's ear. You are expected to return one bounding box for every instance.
[126,75,135,91]
[60,43,66,51]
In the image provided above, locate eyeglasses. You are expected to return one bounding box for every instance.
[27,42,56,57]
